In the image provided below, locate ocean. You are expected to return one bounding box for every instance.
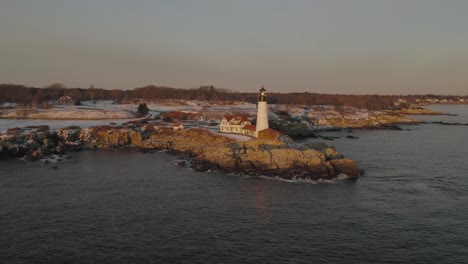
[1,105,467,264]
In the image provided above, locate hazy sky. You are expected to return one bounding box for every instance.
[1,0,467,94]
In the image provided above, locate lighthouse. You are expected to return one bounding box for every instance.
[255,86,269,138]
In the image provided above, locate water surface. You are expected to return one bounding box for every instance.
[1,105,468,264]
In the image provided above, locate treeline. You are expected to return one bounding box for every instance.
[0,84,234,105]
[0,84,126,106]
[267,93,400,110]
[1,83,466,110]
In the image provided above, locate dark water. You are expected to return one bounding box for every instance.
[1,105,468,264]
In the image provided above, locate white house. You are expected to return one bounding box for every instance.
[219,115,251,134]
[241,124,256,137]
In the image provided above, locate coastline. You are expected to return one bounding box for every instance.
[0,124,360,181]
[2,103,461,181]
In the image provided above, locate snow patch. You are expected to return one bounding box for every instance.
[217,133,253,142]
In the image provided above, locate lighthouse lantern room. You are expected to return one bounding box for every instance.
[259,86,266,102]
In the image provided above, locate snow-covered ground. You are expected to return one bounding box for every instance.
[1,109,136,119]
[1,102,17,108]
[216,132,253,142]
[0,119,140,133]
[271,104,383,121]
[0,100,411,132]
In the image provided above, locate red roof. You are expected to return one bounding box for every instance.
[257,128,281,139]
[223,114,250,125]
[242,124,256,131]
[258,128,281,135]
[223,114,234,121]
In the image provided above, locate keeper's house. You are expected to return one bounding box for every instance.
[219,115,251,134]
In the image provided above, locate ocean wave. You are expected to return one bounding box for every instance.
[257,174,351,184]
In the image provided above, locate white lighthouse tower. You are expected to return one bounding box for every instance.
[255,86,269,138]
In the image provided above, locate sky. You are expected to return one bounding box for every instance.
[1,0,467,95]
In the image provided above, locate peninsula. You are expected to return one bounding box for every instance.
[3,84,465,181]
[0,87,359,181]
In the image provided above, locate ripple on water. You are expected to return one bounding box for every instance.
[1,105,468,263]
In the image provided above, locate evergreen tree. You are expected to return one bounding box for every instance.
[137,102,149,116]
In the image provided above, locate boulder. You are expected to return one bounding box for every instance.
[58,127,81,145]
[324,161,336,178]
[330,159,359,179]
[26,139,41,151]
[55,145,62,153]
[326,147,344,160]
[28,149,43,160]
[129,130,143,145]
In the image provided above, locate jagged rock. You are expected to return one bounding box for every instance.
[326,147,344,160]
[29,131,49,142]
[324,161,336,178]
[57,127,82,146]
[269,119,316,138]
[55,145,62,153]
[330,159,359,179]
[29,149,43,160]
[129,130,143,145]
[26,139,41,151]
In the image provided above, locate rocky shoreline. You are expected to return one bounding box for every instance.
[0,124,360,181]
[390,108,446,116]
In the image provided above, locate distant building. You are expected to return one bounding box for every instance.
[58,95,76,105]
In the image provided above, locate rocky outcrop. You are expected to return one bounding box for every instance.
[330,159,359,177]
[317,112,418,128]
[191,140,345,180]
[268,119,317,138]
[0,126,63,160]
[1,124,360,180]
